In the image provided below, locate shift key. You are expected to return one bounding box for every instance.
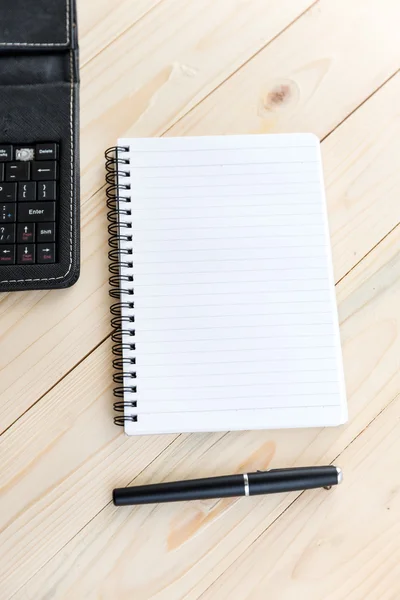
[18,202,55,222]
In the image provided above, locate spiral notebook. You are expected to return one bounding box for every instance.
[106,134,347,435]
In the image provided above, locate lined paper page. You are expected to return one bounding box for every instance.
[117,134,347,435]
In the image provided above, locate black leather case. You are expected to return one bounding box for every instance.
[0,0,80,291]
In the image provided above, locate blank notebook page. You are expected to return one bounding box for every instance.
[117,134,347,435]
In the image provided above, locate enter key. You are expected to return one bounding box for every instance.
[18,202,55,222]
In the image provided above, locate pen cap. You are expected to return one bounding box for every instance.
[248,466,341,495]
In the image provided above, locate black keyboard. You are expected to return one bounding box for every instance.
[0,143,58,265]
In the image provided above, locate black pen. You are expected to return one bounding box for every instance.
[113,465,342,506]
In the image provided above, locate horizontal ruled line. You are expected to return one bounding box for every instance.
[131,213,323,221]
[135,279,328,287]
[134,335,335,343]
[134,235,326,240]
[135,290,329,298]
[135,393,339,401]
[131,256,326,264]
[149,381,339,390]
[129,202,321,210]
[134,345,337,355]
[133,225,323,231]
[135,267,327,275]
[135,311,332,320]
[136,244,328,253]
[134,301,332,311]
[130,168,319,179]
[127,162,319,170]
[137,357,335,367]
[130,192,321,199]
[132,181,320,189]
[140,368,338,379]
[135,299,330,307]
[135,323,332,332]
[137,405,341,414]
[127,146,316,153]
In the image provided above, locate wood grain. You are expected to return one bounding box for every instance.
[198,396,400,600]
[78,0,313,67]
[3,222,400,598]
[79,0,164,66]
[1,1,399,434]
[168,0,400,140]
[79,0,315,200]
[1,0,400,597]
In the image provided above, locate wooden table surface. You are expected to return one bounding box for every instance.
[1,1,400,598]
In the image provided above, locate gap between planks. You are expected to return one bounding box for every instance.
[80,0,318,71]
[79,0,165,69]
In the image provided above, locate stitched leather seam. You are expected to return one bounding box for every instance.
[0,0,69,47]
[0,49,74,284]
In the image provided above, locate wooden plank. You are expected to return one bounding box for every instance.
[197,397,400,599]
[78,0,313,66]
[167,0,400,140]
[2,67,400,435]
[2,221,399,598]
[322,75,400,280]
[79,0,164,66]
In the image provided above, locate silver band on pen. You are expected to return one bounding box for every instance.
[243,473,250,497]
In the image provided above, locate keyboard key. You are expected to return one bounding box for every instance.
[0,183,17,202]
[0,141,60,267]
[0,245,15,264]
[38,181,56,201]
[15,147,35,162]
[37,242,55,264]
[17,223,35,243]
[18,202,55,222]
[0,224,15,244]
[37,222,55,242]
[18,182,36,202]
[31,161,57,181]
[36,143,58,161]
[0,146,13,162]
[0,203,16,223]
[6,162,30,181]
[17,243,35,264]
